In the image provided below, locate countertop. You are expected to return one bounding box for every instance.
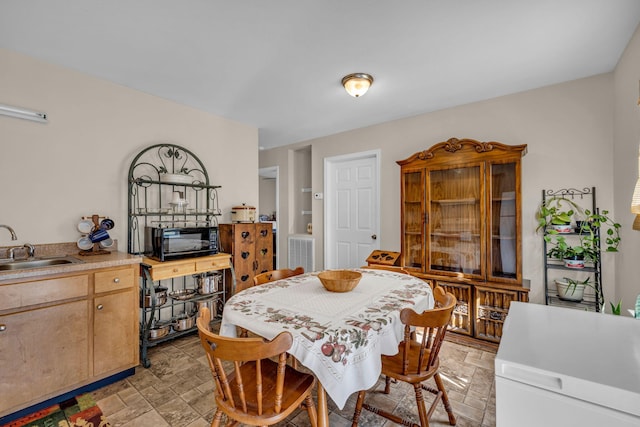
[0,241,142,283]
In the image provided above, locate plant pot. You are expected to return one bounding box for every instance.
[563,256,585,269]
[551,223,572,233]
[555,280,586,302]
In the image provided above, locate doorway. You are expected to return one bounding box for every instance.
[258,166,279,268]
[324,150,380,269]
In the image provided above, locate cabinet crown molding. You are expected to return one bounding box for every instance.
[397,138,527,166]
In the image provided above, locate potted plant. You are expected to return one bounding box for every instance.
[554,277,592,301]
[536,196,582,234]
[538,197,621,268]
[545,235,597,268]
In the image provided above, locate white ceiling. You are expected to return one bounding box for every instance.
[1,1,640,150]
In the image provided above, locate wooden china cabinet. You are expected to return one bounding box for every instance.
[397,138,528,342]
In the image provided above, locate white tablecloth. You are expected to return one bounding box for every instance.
[220,268,434,409]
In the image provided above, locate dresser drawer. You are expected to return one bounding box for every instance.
[95,267,135,293]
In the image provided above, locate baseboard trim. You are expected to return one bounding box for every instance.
[444,333,499,353]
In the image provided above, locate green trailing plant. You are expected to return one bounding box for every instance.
[546,235,598,262]
[536,196,583,232]
[539,197,622,261]
[579,209,622,253]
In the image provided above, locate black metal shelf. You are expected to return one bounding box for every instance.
[127,143,231,368]
[542,187,602,312]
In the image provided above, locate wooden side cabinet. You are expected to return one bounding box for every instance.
[220,223,273,293]
[398,138,528,343]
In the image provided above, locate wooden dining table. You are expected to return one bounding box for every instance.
[219,268,434,427]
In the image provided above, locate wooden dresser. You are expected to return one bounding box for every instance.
[220,223,273,293]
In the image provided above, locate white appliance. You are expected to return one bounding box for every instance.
[495,302,640,426]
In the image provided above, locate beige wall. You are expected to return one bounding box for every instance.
[0,48,258,249]
[261,74,618,305]
[613,24,640,314]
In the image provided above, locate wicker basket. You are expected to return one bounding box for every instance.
[318,270,362,293]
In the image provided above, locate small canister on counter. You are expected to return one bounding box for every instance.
[231,203,256,223]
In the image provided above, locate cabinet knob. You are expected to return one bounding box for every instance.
[97,304,104,310]
[113,277,120,283]
[241,231,250,239]
[371,234,377,240]
[173,268,179,273]
[0,324,6,332]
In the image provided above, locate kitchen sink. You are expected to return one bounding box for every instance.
[0,256,84,271]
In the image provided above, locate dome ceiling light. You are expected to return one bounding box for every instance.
[341,73,374,98]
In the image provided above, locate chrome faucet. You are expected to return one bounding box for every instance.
[7,244,35,260]
[23,243,35,258]
[0,224,17,241]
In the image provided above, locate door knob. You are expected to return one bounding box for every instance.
[371,234,377,240]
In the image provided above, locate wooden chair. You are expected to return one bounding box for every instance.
[253,266,305,286]
[351,286,457,427]
[197,307,318,427]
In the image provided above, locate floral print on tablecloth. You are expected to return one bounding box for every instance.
[225,270,431,365]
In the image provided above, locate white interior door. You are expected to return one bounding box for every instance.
[325,150,380,269]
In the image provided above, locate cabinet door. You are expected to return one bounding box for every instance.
[233,224,256,289]
[0,301,90,415]
[255,223,273,275]
[488,161,521,283]
[436,281,473,336]
[401,169,425,270]
[427,164,483,278]
[94,289,138,376]
[475,285,521,342]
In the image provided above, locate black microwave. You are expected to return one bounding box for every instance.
[145,226,219,261]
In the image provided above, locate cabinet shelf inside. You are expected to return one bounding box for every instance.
[431,232,480,239]
[431,198,478,205]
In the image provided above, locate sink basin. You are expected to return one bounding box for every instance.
[0,256,84,271]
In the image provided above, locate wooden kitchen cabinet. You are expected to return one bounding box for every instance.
[93,266,138,377]
[220,223,273,293]
[0,264,139,418]
[0,298,89,416]
[397,138,529,342]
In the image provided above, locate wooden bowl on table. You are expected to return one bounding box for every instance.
[318,270,362,293]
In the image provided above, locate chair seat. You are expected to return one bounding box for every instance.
[219,360,316,422]
[381,343,439,385]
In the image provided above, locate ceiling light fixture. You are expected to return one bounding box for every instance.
[342,73,374,98]
[0,103,47,123]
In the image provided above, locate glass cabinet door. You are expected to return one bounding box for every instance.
[428,165,482,276]
[402,170,425,269]
[488,162,518,281]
